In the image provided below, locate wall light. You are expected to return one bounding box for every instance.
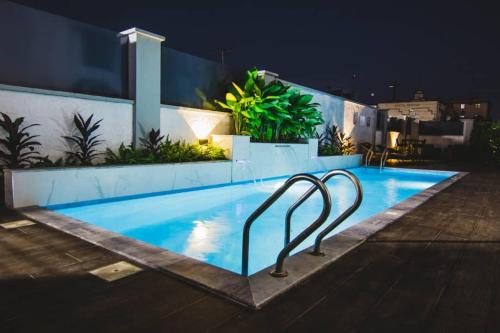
[181,111,226,145]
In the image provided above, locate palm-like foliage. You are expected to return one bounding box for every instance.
[63,114,104,166]
[216,68,323,143]
[283,89,323,141]
[318,124,355,156]
[140,128,164,157]
[0,112,41,168]
[105,136,226,165]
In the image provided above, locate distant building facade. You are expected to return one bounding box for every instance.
[378,90,445,121]
[445,100,489,120]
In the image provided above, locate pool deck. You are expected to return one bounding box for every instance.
[1,163,499,332]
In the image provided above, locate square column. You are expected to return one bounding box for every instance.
[119,28,165,145]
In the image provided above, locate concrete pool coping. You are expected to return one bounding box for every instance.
[17,170,468,309]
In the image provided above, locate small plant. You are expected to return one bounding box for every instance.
[31,156,64,168]
[140,128,164,158]
[105,134,227,165]
[63,113,104,166]
[318,124,355,156]
[105,143,150,165]
[0,112,41,168]
[470,121,500,165]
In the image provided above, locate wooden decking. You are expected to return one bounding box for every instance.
[1,166,499,332]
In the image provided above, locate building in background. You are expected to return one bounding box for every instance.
[445,100,489,120]
[378,90,445,121]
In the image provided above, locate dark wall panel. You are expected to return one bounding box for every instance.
[0,0,126,98]
[161,47,245,110]
[419,121,464,136]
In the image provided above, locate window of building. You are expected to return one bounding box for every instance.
[460,104,465,109]
[475,103,481,109]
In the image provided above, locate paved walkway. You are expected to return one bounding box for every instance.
[1,166,499,332]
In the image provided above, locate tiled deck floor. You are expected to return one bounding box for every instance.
[1,165,499,332]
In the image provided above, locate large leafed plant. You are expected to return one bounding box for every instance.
[0,112,41,168]
[216,68,323,142]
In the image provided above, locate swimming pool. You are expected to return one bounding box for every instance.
[50,167,456,276]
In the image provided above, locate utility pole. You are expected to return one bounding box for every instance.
[389,81,399,101]
[220,48,232,65]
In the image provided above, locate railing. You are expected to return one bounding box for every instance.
[241,174,331,277]
[284,170,363,252]
[311,171,363,255]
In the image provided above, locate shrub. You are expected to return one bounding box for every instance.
[105,130,226,165]
[317,124,355,156]
[0,112,41,168]
[216,68,323,142]
[64,114,104,166]
[470,121,500,164]
[140,128,164,158]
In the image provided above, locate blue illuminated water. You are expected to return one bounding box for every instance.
[52,167,455,275]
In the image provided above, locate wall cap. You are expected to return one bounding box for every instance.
[0,83,134,105]
[119,27,165,42]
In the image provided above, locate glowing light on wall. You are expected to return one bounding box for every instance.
[180,111,226,141]
[388,131,400,148]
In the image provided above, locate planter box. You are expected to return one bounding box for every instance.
[309,154,363,172]
[4,161,232,209]
[213,135,319,182]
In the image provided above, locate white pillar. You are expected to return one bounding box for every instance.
[119,28,165,145]
[257,70,279,84]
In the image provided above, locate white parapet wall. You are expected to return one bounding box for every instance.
[5,135,363,209]
[212,135,362,182]
[4,161,232,208]
[0,84,134,161]
[309,155,363,173]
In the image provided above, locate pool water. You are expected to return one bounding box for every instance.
[52,167,455,275]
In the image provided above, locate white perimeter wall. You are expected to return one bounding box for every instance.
[283,80,377,148]
[0,85,133,161]
[343,101,377,146]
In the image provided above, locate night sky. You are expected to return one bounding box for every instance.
[11,0,500,120]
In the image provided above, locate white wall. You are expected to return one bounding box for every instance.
[5,161,232,208]
[160,104,233,143]
[0,85,133,161]
[283,81,344,133]
[343,100,377,146]
[282,80,377,148]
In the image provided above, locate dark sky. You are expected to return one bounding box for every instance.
[11,0,500,119]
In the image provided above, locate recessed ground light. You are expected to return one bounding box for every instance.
[89,261,142,282]
[0,220,35,229]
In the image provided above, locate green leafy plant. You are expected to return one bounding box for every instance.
[159,140,226,162]
[64,113,104,166]
[216,68,323,143]
[30,156,65,168]
[105,130,226,165]
[140,128,164,158]
[470,121,500,165]
[0,112,41,168]
[105,143,156,165]
[317,124,355,156]
[283,89,323,141]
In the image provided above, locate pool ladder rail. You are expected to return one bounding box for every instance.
[241,169,363,277]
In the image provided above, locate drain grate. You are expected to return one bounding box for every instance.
[89,261,143,282]
[0,220,36,229]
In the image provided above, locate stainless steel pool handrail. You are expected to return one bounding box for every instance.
[284,170,363,254]
[311,171,363,255]
[241,174,331,277]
